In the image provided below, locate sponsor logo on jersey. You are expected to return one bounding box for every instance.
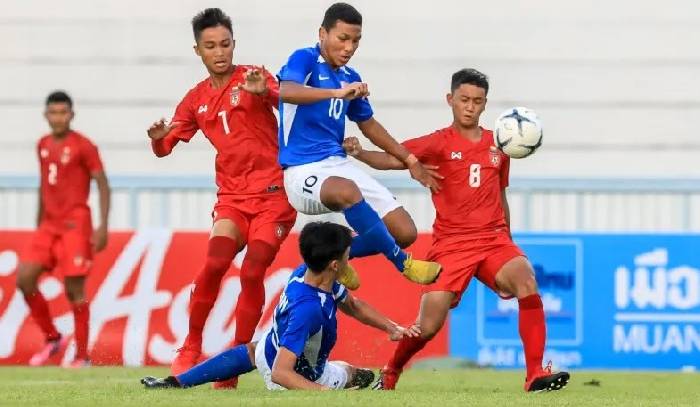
[451,151,462,160]
[319,74,330,81]
[60,146,71,164]
[230,88,240,106]
[276,224,285,239]
[198,104,208,114]
[40,148,49,159]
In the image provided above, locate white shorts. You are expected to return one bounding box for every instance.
[255,332,349,391]
[283,156,401,217]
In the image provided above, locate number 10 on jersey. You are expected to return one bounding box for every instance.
[328,98,343,119]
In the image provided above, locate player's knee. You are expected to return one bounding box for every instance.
[393,223,417,248]
[330,179,363,208]
[517,274,539,298]
[420,321,445,340]
[15,265,38,294]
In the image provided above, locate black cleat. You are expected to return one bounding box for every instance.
[525,371,570,392]
[349,368,375,389]
[141,376,182,389]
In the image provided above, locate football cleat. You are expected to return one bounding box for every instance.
[337,262,360,290]
[171,346,201,376]
[63,358,91,368]
[349,368,375,389]
[402,254,441,285]
[212,376,238,390]
[141,376,182,389]
[525,361,570,392]
[372,366,401,390]
[29,335,70,366]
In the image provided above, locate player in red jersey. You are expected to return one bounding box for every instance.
[146,8,296,389]
[344,69,570,392]
[16,91,111,368]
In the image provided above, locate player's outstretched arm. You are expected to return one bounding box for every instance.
[91,171,111,252]
[280,81,368,105]
[271,347,329,390]
[147,119,181,157]
[338,293,421,341]
[343,137,405,170]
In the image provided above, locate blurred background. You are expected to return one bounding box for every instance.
[1,0,699,371]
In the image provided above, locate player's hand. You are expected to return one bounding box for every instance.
[388,323,421,341]
[238,66,268,95]
[147,119,179,141]
[408,160,443,193]
[343,137,363,157]
[334,82,369,100]
[92,225,108,252]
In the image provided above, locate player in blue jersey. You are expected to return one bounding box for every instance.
[141,221,420,391]
[277,3,443,289]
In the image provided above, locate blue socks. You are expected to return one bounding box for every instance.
[176,344,254,388]
[343,199,407,271]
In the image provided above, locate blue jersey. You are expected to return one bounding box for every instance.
[277,44,374,168]
[263,264,348,381]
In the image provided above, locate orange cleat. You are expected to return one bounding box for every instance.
[524,361,570,392]
[212,376,238,390]
[171,346,202,376]
[372,366,401,390]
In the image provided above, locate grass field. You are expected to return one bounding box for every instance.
[2,367,699,406]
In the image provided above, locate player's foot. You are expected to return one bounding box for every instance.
[372,366,401,390]
[212,376,238,390]
[337,262,360,290]
[141,376,182,389]
[63,358,91,368]
[349,368,375,389]
[524,361,570,392]
[29,335,69,366]
[171,346,201,375]
[402,254,441,285]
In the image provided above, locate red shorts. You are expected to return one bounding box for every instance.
[21,213,93,277]
[213,191,297,249]
[424,232,525,308]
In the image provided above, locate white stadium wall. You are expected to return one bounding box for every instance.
[1,0,700,230]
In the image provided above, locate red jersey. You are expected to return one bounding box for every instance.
[154,65,282,197]
[37,131,104,221]
[403,126,510,242]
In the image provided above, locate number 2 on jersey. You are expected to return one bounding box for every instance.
[469,163,481,187]
[218,110,230,135]
[48,163,58,185]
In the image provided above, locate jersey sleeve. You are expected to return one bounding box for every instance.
[500,154,510,188]
[277,49,315,84]
[168,90,199,142]
[332,282,348,304]
[264,70,280,109]
[81,138,104,174]
[278,300,321,356]
[402,132,440,163]
[346,71,373,123]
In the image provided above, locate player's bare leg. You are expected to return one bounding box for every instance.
[63,276,91,367]
[321,176,440,286]
[494,256,569,392]
[376,291,454,390]
[172,219,242,375]
[213,239,278,390]
[382,207,418,248]
[16,262,69,366]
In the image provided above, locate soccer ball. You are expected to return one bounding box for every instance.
[494,107,543,159]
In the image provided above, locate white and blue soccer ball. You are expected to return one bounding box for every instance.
[494,107,543,159]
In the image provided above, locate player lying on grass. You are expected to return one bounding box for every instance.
[344,68,570,392]
[141,221,419,390]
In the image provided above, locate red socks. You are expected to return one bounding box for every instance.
[387,336,429,371]
[23,291,60,342]
[233,241,277,345]
[72,301,90,360]
[518,294,546,378]
[185,236,238,350]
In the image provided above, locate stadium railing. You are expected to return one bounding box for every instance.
[1,175,698,232]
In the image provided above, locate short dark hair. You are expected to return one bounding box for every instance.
[322,2,362,31]
[191,8,233,42]
[45,91,73,109]
[299,222,353,272]
[451,68,489,95]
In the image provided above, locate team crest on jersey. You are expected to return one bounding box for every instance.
[230,88,241,106]
[60,146,71,164]
[489,146,501,167]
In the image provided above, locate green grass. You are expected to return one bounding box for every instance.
[1,366,699,406]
